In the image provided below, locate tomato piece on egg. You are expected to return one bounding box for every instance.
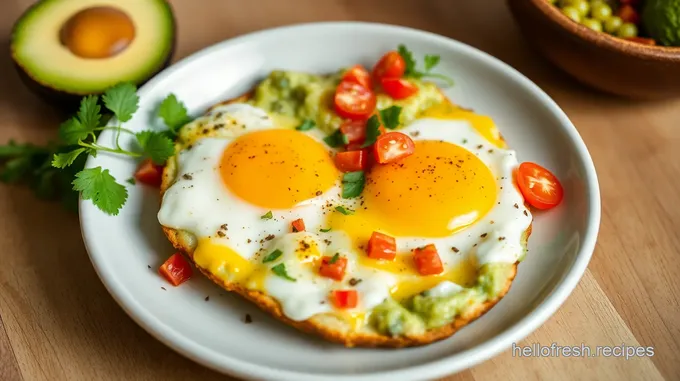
[332,289,358,309]
[334,150,368,172]
[413,244,444,276]
[381,77,419,100]
[291,218,306,232]
[340,120,367,144]
[372,51,406,81]
[134,159,164,187]
[366,231,397,261]
[319,255,348,281]
[618,5,639,24]
[342,64,373,89]
[516,162,564,210]
[373,132,415,164]
[159,253,193,286]
[334,82,376,120]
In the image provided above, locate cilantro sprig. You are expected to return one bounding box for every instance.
[271,263,296,281]
[398,45,454,86]
[342,171,365,199]
[1,82,190,216]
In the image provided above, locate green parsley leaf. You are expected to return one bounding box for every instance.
[342,171,365,199]
[158,93,189,132]
[126,177,136,185]
[424,55,440,71]
[335,206,354,215]
[329,253,340,264]
[58,118,89,145]
[51,148,86,169]
[135,131,174,164]
[262,249,283,263]
[103,82,139,122]
[296,119,315,131]
[324,129,349,148]
[72,167,128,216]
[361,115,381,148]
[398,44,417,77]
[0,141,42,158]
[271,263,296,281]
[320,227,332,232]
[77,95,101,131]
[261,211,273,220]
[379,106,402,129]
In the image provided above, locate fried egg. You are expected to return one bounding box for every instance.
[157,101,532,323]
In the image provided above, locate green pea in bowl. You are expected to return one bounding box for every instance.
[507,0,680,99]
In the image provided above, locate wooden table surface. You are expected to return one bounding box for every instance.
[1,0,679,380]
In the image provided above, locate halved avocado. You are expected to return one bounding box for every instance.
[10,0,176,109]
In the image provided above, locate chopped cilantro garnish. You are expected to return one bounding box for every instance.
[397,44,454,86]
[262,249,283,263]
[380,106,402,129]
[72,167,128,216]
[271,263,296,281]
[296,119,315,131]
[324,129,349,148]
[261,211,273,220]
[342,171,365,199]
[320,227,332,232]
[361,115,381,148]
[158,94,189,133]
[329,253,340,264]
[126,177,136,185]
[335,206,354,215]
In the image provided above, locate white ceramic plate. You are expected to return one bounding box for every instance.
[80,22,600,381]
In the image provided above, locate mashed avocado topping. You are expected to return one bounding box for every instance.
[370,263,515,336]
[250,70,445,134]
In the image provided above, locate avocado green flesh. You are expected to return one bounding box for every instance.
[250,70,445,134]
[11,0,175,95]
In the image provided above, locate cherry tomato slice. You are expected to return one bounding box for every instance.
[319,255,348,281]
[291,218,306,232]
[381,77,419,100]
[331,289,358,309]
[134,158,164,187]
[618,5,639,24]
[159,253,193,286]
[340,120,367,144]
[342,64,372,89]
[373,132,415,164]
[516,162,564,210]
[372,51,406,81]
[334,150,369,172]
[334,82,377,120]
[366,231,396,260]
[413,244,444,276]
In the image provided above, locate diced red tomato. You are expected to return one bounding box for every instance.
[291,218,306,232]
[342,64,372,89]
[134,159,164,187]
[366,231,396,260]
[618,5,639,24]
[373,132,415,164]
[331,289,358,309]
[372,51,406,81]
[625,37,656,45]
[381,77,419,100]
[159,252,193,286]
[334,150,368,172]
[340,120,367,144]
[413,244,444,276]
[334,82,377,120]
[319,255,348,281]
[516,162,564,210]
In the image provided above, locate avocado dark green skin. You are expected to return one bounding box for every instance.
[9,0,177,113]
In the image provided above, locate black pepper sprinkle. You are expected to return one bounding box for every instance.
[490,220,495,224]
[161,287,167,291]
[202,128,209,134]
[349,278,362,286]
[477,144,483,149]
[265,234,275,241]
[498,237,506,241]
[244,314,253,324]
[247,239,252,243]
[183,173,193,180]
[473,243,478,247]
[451,247,459,253]
[147,265,151,269]
[217,231,226,238]
[514,203,519,209]
[316,191,322,196]
[481,233,488,238]
[221,224,228,230]
[205,296,210,301]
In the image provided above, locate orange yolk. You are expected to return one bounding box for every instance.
[60,7,135,59]
[220,129,338,209]
[421,101,507,149]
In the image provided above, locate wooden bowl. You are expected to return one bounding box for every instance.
[507,0,680,99]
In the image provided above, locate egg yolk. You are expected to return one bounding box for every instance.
[220,129,338,209]
[329,140,497,239]
[60,7,135,59]
[421,101,507,148]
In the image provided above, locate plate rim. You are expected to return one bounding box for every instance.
[79,21,601,381]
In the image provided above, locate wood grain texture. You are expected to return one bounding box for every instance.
[0,0,678,380]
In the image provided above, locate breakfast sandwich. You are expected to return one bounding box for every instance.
[156,47,548,347]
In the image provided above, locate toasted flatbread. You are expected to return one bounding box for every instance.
[159,91,532,348]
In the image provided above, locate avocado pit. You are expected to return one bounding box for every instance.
[59,6,135,59]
